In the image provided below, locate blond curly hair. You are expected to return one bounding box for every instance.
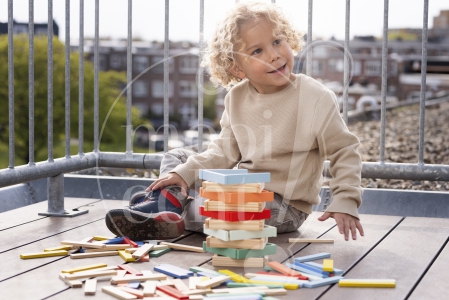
[202,1,304,90]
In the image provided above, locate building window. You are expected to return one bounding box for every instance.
[134,56,149,73]
[180,56,198,73]
[329,59,344,73]
[352,60,361,76]
[110,54,122,69]
[151,103,174,116]
[151,80,174,98]
[364,61,381,77]
[389,61,398,76]
[179,81,198,98]
[151,56,174,73]
[133,80,148,97]
[312,60,324,76]
[99,55,107,71]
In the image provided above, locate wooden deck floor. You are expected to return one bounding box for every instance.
[1,198,448,300]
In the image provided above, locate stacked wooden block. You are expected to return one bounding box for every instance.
[198,169,277,267]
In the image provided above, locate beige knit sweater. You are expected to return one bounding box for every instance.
[173,74,363,218]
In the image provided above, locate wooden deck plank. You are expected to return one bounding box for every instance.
[402,236,449,299]
[0,198,98,231]
[320,217,449,300]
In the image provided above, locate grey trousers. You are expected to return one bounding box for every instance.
[160,148,309,233]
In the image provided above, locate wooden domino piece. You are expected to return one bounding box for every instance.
[204,225,277,241]
[20,250,68,259]
[62,263,108,274]
[118,264,143,276]
[266,261,302,277]
[212,255,266,268]
[294,252,331,263]
[117,287,144,298]
[84,278,97,295]
[204,200,265,212]
[118,250,136,262]
[171,279,189,291]
[149,248,171,257]
[60,240,106,249]
[338,279,396,288]
[159,242,205,253]
[132,243,154,260]
[65,270,117,281]
[289,238,334,243]
[156,285,189,300]
[110,274,167,285]
[142,281,157,296]
[70,251,118,259]
[59,273,83,288]
[196,275,230,289]
[322,259,333,272]
[205,218,264,231]
[200,188,274,204]
[102,286,137,299]
[199,206,271,221]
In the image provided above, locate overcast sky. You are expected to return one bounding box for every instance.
[1,0,448,43]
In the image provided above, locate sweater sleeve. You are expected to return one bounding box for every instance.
[313,90,363,219]
[171,95,242,187]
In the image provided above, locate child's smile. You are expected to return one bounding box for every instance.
[230,18,295,94]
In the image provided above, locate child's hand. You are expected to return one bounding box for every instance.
[146,173,189,197]
[318,212,364,241]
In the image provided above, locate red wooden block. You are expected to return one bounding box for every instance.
[118,264,143,276]
[137,254,149,262]
[256,271,308,280]
[123,236,139,248]
[199,206,271,221]
[200,188,274,203]
[156,285,189,300]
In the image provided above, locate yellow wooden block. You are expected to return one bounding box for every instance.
[338,279,396,288]
[44,245,73,252]
[322,259,334,272]
[61,263,108,274]
[20,250,68,259]
[93,236,114,241]
[218,270,250,283]
[118,250,135,262]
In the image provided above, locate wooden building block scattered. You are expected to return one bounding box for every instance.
[118,250,136,262]
[123,236,139,248]
[102,286,137,299]
[156,285,189,300]
[159,242,205,253]
[84,278,97,295]
[44,245,73,252]
[338,279,396,288]
[62,263,108,274]
[118,287,144,298]
[304,261,344,275]
[189,266,222,276]
[248,276,306,287]
[322,259,334,272]
[70,251,118,259]
[205,218,264,231]
[211,286,269,294]
[247,280,299,290]
[217,269,250,283]
[200,188,274,204]
[204,225,277,241]
[65,269,117,281]
[154,264,193,279]
[93,235,114,241]
[203,242,277,259]
[226,282,283,289]
[118,264,143,276]
[181,289,211,295]
[59,273,83,288]
[196,275,230,289]
[61,241,106,249]
[293,252,331,263]
[199,206,271,222]
[149,248,171,257]
[285,263,327,278]
[143,281,157,296]
[199,169,270,185]
[289,238,334,243]
[266,261,302,277]
[20,250,68,259]
[212,255,266,268]
[204,200,265,212]
[206,236,267,250]
[171,279,189,291]
[132,243,154,260]
[110,274,167,285]
[202,181,265,193]
[303,276,343,288]
[246,273,308,282]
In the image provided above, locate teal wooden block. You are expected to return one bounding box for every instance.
[203,242,277,259]
[149,248,171,257]
[203,225,277,241]
[199,169,270,185]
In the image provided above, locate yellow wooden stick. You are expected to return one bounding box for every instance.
[322,259,334,272]
[20,250,68,259]
[338,279,396,288]
[62,263,108,274]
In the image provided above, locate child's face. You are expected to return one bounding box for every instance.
[230,18,295,94]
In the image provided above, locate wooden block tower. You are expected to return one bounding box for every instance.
[198,169,277,267]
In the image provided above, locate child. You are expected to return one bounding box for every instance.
[105,1,364,241]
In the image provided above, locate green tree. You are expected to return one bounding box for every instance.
[0,35,146,164]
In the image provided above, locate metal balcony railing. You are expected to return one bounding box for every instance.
[1,0,448,216]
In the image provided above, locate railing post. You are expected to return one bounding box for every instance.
[38,173,88,217]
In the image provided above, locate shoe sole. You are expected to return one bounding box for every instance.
[105,209,185,240]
